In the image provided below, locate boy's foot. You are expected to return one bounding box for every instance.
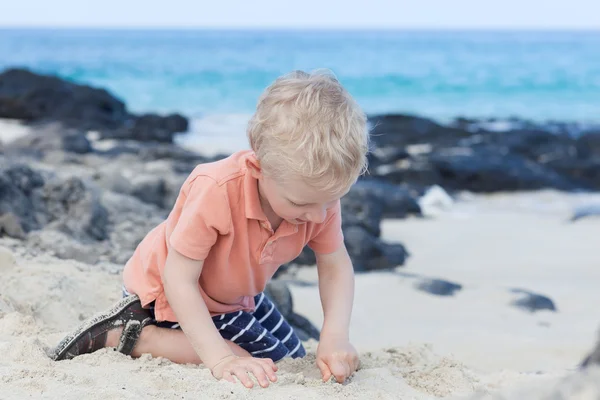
[51,294,153,361]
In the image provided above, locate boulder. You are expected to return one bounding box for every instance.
[0,68,127,128]
[376,147,579,192]
[42,176,110,242]
[6,122,92,157]
[0,68,189,143]
[349,179,422,219]
[581,332,600,368]
[415,278,462,297]
[0,164,45,235]
[101,113,189,143]
[343,225,409,272]
[576,131,600,158]
[264,280,320,341]
[0,163,109,244]
[368,113,471,149]
[367,113,600,192]
[510,289,557,313]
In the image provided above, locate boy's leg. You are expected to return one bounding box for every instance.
[215,293,306,362]
[53,291,304,364]
[52,294,250,363]
[250,292,306,358]
[124,325,251,363]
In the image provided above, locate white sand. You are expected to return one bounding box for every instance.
[0,119,32,145]
[1,190,599,399]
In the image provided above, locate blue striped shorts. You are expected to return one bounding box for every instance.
[122,287,306,362]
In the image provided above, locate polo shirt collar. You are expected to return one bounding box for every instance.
[243,160,267,221]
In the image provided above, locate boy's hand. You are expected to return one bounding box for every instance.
[211,355,278,388]
[316,337,360,384]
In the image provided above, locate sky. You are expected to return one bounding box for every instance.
[0,0,598,30]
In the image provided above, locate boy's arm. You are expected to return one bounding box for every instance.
[162,248,235,369]
[162,248,277,388]
[314,244,360,383]
[315,244,355,340]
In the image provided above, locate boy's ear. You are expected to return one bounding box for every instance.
[246,156,263,179]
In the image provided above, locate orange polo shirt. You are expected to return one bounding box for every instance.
[122,149,344,322]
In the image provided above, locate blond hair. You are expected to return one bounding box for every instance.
[247,70,369,194]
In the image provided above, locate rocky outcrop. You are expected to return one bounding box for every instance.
[581,331,600,368]
[368,114,600,192]
[0,163,110,245]
[0,68,188,143]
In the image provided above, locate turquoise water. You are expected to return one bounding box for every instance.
[1,29,599,153]
[1,29,599,120]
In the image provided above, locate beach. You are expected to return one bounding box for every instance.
[1,188,599,399]
[1,58,600,399]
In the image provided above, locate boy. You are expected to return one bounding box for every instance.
[51,70,370,389]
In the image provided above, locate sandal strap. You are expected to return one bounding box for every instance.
[116,317,153,356]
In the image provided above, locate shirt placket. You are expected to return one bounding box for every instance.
[258,220,297,265]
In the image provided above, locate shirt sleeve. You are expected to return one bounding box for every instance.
[307,200,345,254]
[168,175,231,260]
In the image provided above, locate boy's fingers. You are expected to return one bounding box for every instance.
[353,356,360,371]
[232,367,254,388]
[261,363,278,382]
[262,358,278,372]
[248,363,270,388]
[331,359,350,383]
[222,371,236,383]
[317,358,332,382]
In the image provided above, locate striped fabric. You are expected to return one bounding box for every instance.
[122,288,306,362]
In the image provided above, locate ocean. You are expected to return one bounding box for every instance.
[0,29,599,154]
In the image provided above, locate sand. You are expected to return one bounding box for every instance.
[1,190,600,399]
[0,119,31,144]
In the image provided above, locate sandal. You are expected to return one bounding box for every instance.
[51,294,153,361]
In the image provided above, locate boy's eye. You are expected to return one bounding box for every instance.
[289,200,305,207]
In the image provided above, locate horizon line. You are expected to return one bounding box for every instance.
[0,25,599,32]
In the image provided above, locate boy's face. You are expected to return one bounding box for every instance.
[248,159,347,225]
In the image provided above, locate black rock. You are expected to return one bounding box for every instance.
[483,129,577,163]
[576,131,600,158]
[0,68,189,143]
[4,164,45,195]
[103,113,189,143]
[138,143,208,163]
[415,278,462,296]
[130,178,169,209]
[425,148,576,192]
[287,312,321,341]
[6,122,92,156]
[0,68,127,129]
[264,280,293,318]
[341,190,383,237]
[0,163,110,243]
[0,164,45,234]
[366,113,600,192]
[580,332,600,368]
[264,280,320,341]
[368,113,471,149]
[510,289,557,313]
[288,246,317,267]
[42,176,110,242]
[350,178,422,219]
[62,133,92,154]
[343,225,409,271]
[545,157,600,190]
